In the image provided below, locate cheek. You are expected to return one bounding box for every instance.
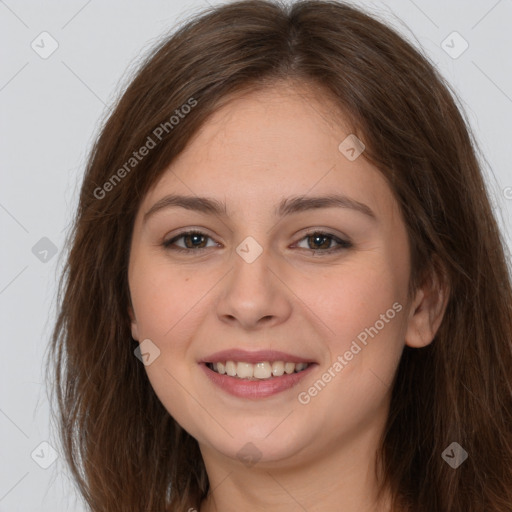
[297,265,405,422]
[129,259,204,418]
[306,260,407,410]
[312,260,404,347]
[130,257,208,341]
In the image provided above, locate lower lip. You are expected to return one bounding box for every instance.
[199,362,317,399]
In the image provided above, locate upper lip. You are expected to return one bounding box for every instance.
[199,349,316,365]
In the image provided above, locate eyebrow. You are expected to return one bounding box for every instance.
[143,193,377,223]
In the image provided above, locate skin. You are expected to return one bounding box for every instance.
[128,82,448,512]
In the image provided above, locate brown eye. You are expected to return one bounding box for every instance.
[295,231,352,254]
[163,230,217,252]
[162,229,352,255]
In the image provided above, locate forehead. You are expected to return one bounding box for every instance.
[139,84,396,223]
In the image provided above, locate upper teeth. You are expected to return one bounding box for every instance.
[210,361,309,380]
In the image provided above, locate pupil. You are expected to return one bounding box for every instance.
[187,234,205,248]
[310,234,329,249]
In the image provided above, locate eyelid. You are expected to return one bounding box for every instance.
[162,227,353,254]
[294,226,351,243]
[162,229,219,250]
[292,230,352,250]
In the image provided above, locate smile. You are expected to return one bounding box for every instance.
[200,361,317,399]
[206,360,310,380]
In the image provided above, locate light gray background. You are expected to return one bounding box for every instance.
[1,0,511,510]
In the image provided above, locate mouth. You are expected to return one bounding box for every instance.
[205,360,312,380]
[200,360,317,399]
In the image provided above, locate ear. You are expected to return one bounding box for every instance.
[128,305,140,341]
[404,260,450,348]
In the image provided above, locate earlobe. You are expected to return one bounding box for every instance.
[404,264,450,348]
[128,306,140,341]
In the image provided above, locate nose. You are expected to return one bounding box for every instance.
[216,243,293,330]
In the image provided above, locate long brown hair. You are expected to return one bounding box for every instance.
[46,1,512,510]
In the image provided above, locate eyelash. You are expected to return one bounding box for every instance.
[162,229,352,255]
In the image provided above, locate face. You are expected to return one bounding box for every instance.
[128,83,430,469]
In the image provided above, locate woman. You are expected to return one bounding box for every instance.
[48,1,512,510]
